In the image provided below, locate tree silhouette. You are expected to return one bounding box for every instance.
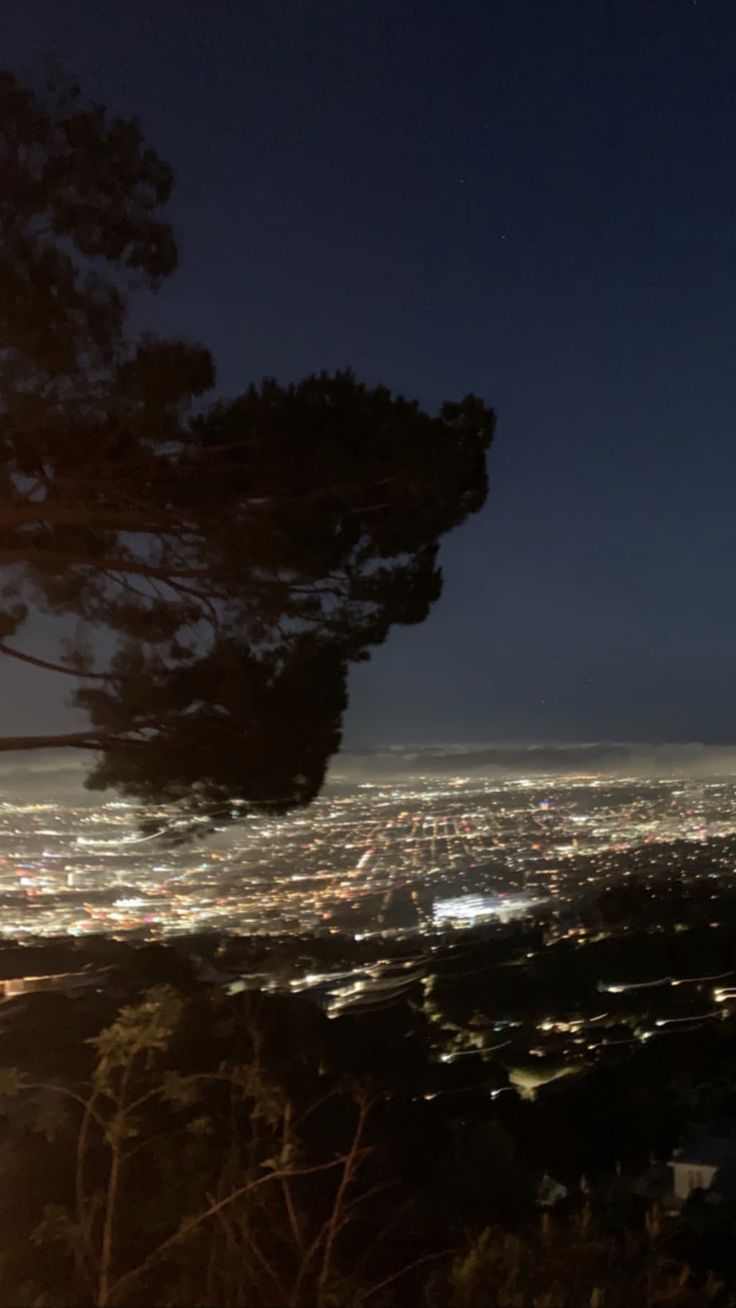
[0,70,495,824]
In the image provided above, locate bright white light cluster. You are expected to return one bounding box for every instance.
[432,893,533,923]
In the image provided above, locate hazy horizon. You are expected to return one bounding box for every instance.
[3,740,736,805]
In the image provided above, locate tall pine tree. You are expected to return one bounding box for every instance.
[0,70,495,825]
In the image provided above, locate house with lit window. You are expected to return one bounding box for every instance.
[669,1125,736,1202]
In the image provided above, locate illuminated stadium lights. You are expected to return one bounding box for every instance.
[432,893,535,924]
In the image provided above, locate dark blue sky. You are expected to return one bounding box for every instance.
[6,0,736,747]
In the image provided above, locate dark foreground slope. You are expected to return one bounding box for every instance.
[2,874,736,1304]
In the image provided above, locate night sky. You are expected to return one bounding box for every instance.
[6,0,736,750]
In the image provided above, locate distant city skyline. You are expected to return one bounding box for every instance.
[2,769,735,939]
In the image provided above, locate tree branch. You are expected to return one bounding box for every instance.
[0,502,182,532]
[362,1249,456,1301]
[106,1155,351,1305]
[0,731,145,751]
[0,548,214,584]
[317,1090,373,1299]
[0,639,107,679]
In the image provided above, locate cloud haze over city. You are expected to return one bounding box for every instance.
[7,741,736,805]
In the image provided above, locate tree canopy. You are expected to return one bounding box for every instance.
[0,69,496,827]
